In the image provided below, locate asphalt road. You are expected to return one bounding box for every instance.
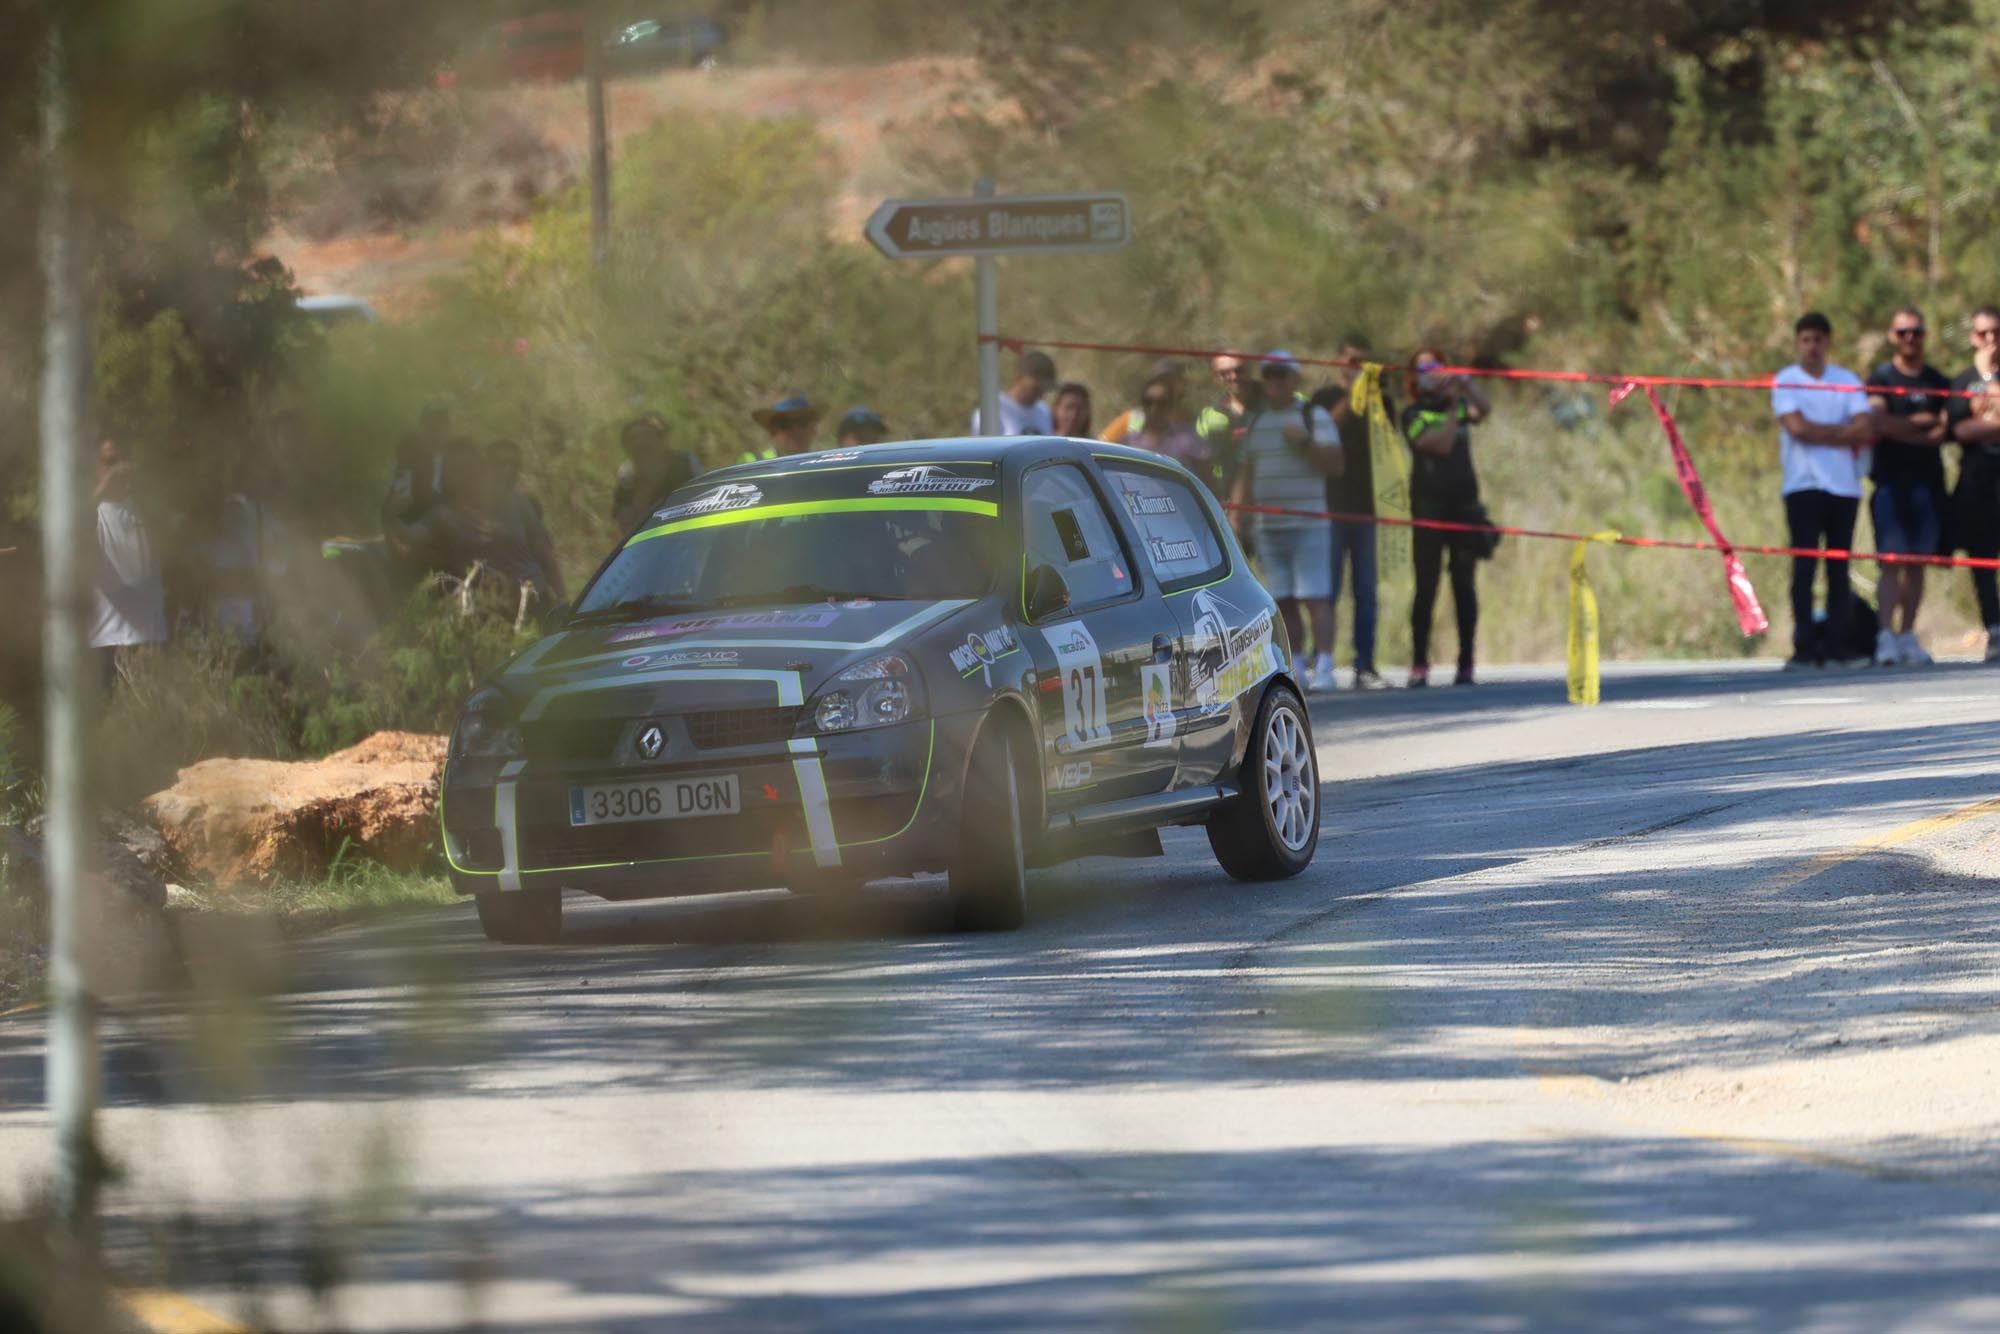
[8,662,2000,1331]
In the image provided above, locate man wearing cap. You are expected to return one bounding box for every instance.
[611,411,703,533]
[1230,350,1342,693]
[744,394,823,463]
[970,350,1058,436]
[837,407,890,448]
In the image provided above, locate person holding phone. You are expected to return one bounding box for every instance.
[1402,348,1490,687]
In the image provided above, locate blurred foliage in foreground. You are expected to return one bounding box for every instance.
[5,0,2000,788]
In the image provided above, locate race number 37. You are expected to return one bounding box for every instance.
[1045,620,1111,749]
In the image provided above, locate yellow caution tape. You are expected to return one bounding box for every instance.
[1349,363,1412,577]
[1567,530,1621,706]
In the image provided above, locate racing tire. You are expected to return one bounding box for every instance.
[474,888,563,944]
[1207,683,1320,881]
[949,723,1028,932]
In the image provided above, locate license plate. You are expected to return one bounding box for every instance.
[568,775,740,827]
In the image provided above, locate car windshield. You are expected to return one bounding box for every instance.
[576,460,1002,616]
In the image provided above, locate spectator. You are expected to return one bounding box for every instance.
[1948,305,2000,660]
[381,399,451,534]
[612,412,702,533]
[1050,382,1094,438]
[1195,353,1253,491]
[744,394,823,463]
[1230,350,1342,693]
[491,439,566,603]
[1317,337,1390,690]
[90,439,167,692]
[1096,360,1184,438]
[1774,311,1874,670]
[1402,347,1490,688]
[1100,361,1219,492]
[836,407,890,448]
[1865,305,1951,666]
[969,350,1057,435]
[199,444,290,641]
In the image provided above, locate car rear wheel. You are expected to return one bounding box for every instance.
[950,723,1028,931]
[474,887,563,944]
[1207,683,1320,880]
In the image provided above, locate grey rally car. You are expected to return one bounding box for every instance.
[441,437,1321,942]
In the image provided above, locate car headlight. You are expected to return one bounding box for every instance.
[805,653,924,734]
[451,689,523,759]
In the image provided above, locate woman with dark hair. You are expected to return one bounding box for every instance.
[1050,382,1094,438]
[1101,362,1219,493]
[1402,347,1491,687]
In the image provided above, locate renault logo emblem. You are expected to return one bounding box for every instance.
[636,724,665,760]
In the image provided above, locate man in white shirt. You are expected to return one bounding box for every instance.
[1773,311,1874,669]
[91,438,168,691]
[970,350,1057,436]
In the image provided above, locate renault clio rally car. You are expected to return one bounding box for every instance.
[441,437,1321,942]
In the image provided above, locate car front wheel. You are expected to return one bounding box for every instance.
[1207,684,1320,880]
[949,722,1028,931]
[474,887,563,944]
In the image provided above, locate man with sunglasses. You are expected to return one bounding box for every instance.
[1947,306,2000,659]
[1865,306,1952,666]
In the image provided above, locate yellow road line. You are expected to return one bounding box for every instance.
[121,1289,252,1334]
[1761,793,2000,892]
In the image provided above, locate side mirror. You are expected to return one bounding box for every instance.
[1023,563,1070,622]
[540,598,573,632]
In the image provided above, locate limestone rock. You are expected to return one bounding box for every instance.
[143,732,448,888]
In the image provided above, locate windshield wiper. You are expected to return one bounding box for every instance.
[711,584,908,609]
[568,594,703,623]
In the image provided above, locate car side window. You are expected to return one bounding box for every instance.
[1022,464,1135,611]
[1100,462,1227,589]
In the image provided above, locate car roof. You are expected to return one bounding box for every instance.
[710,436,1198,480]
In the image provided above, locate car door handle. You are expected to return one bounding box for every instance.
[1152,634,1175,663]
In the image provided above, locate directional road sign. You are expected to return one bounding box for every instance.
[865,192,1131,259]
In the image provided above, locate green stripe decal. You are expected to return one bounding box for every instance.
[626,497,999,546]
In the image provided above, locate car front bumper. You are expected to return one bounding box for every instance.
[441,715,970,900]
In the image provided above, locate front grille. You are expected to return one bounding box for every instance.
[686,706,802,750]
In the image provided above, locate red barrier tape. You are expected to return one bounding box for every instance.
[986,333,1984,400]
[1614,381,1768,634]
[1222,502,2000,570]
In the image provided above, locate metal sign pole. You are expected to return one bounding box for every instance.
[38,17,100,1236]
[974,178,1001,435]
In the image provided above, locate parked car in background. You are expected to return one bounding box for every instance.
[605,17,726,73]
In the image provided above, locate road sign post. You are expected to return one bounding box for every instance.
[865,187,1131,435]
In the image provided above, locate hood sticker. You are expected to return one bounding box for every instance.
[867,465,996,496]
[621,648,743,669]
[608,609,843,645]
[948,625,1020,687]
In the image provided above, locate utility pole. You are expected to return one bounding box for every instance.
[586,3,611,268]
[974,178,1001,434]
[38,16,101,1236]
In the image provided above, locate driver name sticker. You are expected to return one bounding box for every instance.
[608,609,841,644]
[1142,664,1177,747]
[1147,536,1202,564]
[867,465,996,496]
[653,482,764,523]
[1123,492,1178,516]
[1044,620,1111,750]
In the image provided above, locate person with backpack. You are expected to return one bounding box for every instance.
[1402,347,1491,687]
[1228,350,1343,692]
